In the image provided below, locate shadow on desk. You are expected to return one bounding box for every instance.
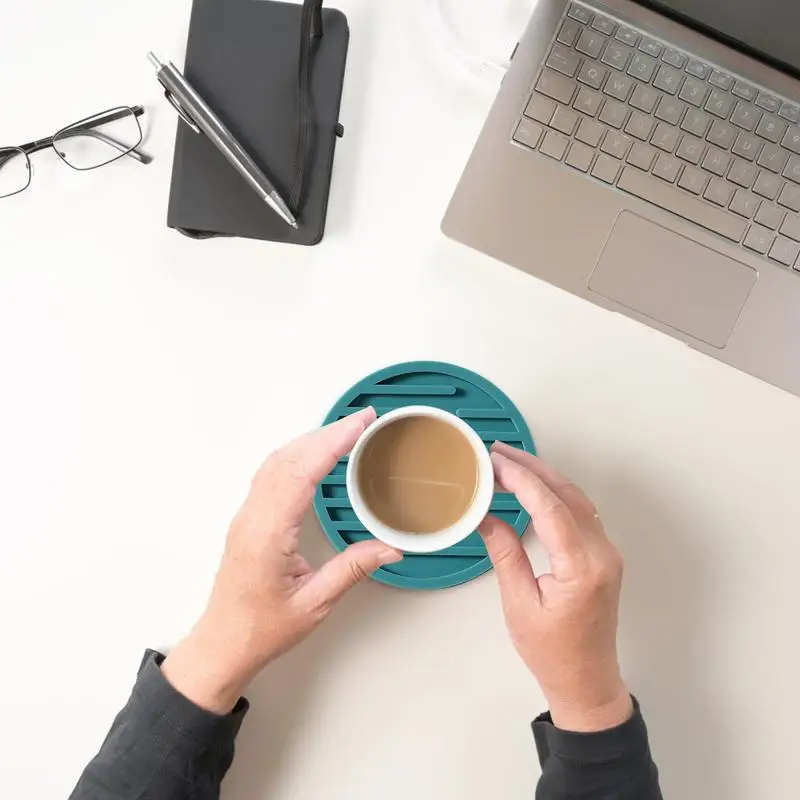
[219,512,397,800]
[610,472,739,800]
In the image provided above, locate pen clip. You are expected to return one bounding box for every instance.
[163,90,201,134]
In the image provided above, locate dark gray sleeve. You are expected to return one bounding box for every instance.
[533,698,662,800]
[69,649,248,800]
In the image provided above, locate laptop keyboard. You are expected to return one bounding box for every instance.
[514,1,800,273]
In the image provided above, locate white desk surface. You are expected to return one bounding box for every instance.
[1,1,799,798]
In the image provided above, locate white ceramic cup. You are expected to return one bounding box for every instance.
[346,405,495,554]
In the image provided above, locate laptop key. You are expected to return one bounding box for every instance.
[539,130,570,160]
[778,182,800,211]
[731,103,762,131]
[783,154,800,183]
[755,115,788,144]
[780,213,800,242]
[769,237,800,266]
[652,153,682,183]
[757,143,790,173]
[732,81,757,102]
[702,147,731,177]
[574,87,603,116]
[707,120,737,149]
[616,26,639,46]
[602,41,633,71]
[577,61,608,90]
[651,123,680,152]
[525,94,557,124]
[755,202,785,229]
[685,59,710,79]
[601,131,633,160]
[682,108,711,138]
[753,170,782,201]
[630,84,660,113]
[536,69,577,105]
[550,106,580,135]
[546,44,581,78]
[557,19,582,47]
[679,76,709,107]
[779,103,800,124]
[782,125,800,154]
[592,15,617,36]
[704,177,735,208]
[729,158,757,188]
[662,48,686,68]
[653,64,682,95]
[676,134,705,165]
[709,70,734,91]
[627,141,656,171]
[639,37,662,58]
[625,111,655,141]
[655,96,685,125]
[781,214,800,242]
[617,167,747,241]
[755,93,780,113]
[731,131,763,161]
[576,118,605,147]
[565,141,595,172]
[513,119,544,150]
[627,53,657,83]
[705,90,735,120]
[598,99,628,128]
[604,73,635,102]
[730,189,759,219]
[677,165,709,195]
[743,225,774,255]
[576,29,607,59]
[591,153,621,183]
[568,3,592,24]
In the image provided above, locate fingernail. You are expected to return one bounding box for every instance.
[378,548,403,565]
[478,520,495,539]
[492,441,514,454]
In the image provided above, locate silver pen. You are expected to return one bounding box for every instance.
[148,52,298,229]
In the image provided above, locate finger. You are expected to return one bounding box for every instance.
[275,407,377,486]
[299,541,403,614]
[479,515,540,606]
[491,451,586,574]
[492,442,599,524]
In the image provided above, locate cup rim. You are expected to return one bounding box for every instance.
[346,405,494,554]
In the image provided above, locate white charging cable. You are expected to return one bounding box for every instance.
[425,0,511,83]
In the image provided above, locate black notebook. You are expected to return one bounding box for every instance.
[166,0,349,246]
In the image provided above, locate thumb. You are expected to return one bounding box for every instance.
[300,541,403,613]
[479,515,540,607]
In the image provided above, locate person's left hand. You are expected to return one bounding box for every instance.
[161,407,402,714]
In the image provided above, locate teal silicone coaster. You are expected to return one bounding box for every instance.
[313,361,536,590]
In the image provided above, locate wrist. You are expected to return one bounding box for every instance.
[161,618,256,715]
[547,680,633,733]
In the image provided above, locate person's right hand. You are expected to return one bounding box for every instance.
[479,442,632,733]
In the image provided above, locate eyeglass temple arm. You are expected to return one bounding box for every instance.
[54,128,152,164]
[18,106,152,163]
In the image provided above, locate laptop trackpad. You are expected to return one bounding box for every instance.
[588,211,757,348]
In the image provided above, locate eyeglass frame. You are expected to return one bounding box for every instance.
[0,105,152,199]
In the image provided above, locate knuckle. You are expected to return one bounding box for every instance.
[347,559,369,584]
[537,493,568,521]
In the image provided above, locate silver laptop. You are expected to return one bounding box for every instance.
[443,0,800,396]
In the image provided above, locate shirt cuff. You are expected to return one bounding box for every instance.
[532,696,650,765]
[134,649,249,743]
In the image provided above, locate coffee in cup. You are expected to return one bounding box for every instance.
[346,406,494,554]
[356,414,478,534]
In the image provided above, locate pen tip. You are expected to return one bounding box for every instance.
[291,221,299,229]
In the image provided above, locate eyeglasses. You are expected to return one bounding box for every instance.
[0,105,152,199]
